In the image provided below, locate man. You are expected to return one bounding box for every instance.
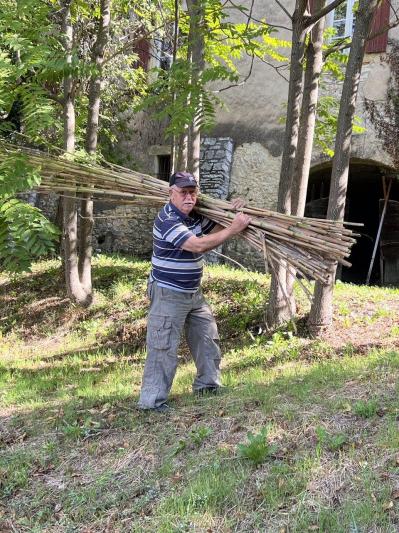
[138,171,251,412]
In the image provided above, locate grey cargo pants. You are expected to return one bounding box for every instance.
[138,281,221,409]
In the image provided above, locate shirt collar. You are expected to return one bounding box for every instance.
[168,201,193,222]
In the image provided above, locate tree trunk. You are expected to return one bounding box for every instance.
[286,0,326,303]
[61,0,91,306]
[266,0,309,329]
[291,0,325,217]
[186,0,205,181]
[170,0,180,174]
[79,0,111,294]
[308,0,380,334]
[176,130,189,171]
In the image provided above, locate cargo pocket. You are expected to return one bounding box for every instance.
[204,333,221,360]
[146,280,154,300]
[148,315,172,350]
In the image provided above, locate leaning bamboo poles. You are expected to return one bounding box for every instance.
[0,141,359,284]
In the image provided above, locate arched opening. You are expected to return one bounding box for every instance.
[306,159,399,285]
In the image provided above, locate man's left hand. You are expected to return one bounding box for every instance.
[231,198,246,210]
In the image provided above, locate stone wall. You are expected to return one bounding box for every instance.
[200,137,234,264]
[90,136,235,260]
[93,203,157,258]
[200,137,233,199]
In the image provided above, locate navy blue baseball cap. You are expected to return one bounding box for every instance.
[169,171,198,188]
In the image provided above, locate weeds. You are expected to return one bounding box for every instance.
[237,426,277,465]
[189,425,212,446]
[315,425,348,452]
[353,399,379,418]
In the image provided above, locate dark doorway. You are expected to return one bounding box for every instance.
[306,160,399,285]
[157,155,171,182]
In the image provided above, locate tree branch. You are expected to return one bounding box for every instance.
[102,21,169,67]
[367,18,399,43]
[44,91,65,105]
[387,0,398,20]
[306,0,347,28]
[214,54,255,92]
[273,0,292,21]
[245,0,255,31]
[225,0,292,31]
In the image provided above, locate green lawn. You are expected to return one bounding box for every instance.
[1,256,398,532]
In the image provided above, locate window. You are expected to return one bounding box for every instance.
[324,0,390,53]
[326,0,356,39]
[133,39,151,71]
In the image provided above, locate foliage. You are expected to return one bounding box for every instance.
[0,0,161,272]
[315,95,365,157]
[140,0,290,138]
[237,426,277,465]
[313,28,365,157]
[0,0,62,143]
[0,153,59,273]
[0,198,59,273]
[315,425,348,452]
[189,425,212,446]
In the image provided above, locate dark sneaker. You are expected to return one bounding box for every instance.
[195,386,219,396]
[154,403,171,413]
[137,403,171,413]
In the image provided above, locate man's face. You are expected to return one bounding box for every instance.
[169,185,198,215]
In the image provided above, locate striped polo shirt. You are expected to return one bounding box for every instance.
[150,202,216,293]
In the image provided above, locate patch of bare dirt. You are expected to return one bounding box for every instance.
[317,295,399,350]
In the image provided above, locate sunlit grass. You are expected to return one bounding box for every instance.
[1,256,399,532]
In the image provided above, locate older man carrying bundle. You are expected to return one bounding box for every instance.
[138,171,251,412]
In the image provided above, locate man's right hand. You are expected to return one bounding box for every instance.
[182,212,252,253]
[229,212,251,235]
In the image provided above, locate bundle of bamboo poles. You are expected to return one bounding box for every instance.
[0,141,359,285]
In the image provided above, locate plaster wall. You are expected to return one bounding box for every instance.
[215,0,399,269]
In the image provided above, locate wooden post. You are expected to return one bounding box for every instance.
[366,177,392,285]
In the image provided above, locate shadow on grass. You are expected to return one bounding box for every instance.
[1,344,398,530]
[0,261,149,336]
[2,342,398,429]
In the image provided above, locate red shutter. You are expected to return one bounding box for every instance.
[366,0,390,53]
[134,39,150,71]
[309,0,315,14]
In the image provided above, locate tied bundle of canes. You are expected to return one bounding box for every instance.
[0,141,359,292]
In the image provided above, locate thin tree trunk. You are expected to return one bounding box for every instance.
[170,0,180,174]
[176,130,189,170]
[286,0,326,303]
[186,0,205,181]
[79,0,111,294]
[61,0,91,306]
[308,0,380,334]
[266,0,309,329]
[292,0,325,217]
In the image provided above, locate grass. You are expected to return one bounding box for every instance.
[1,255,399,532]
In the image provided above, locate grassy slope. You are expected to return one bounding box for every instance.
[0,256,399,532]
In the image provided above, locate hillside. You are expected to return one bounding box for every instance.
[1,256,399,532]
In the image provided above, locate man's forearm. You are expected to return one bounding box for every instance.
[182,226,235,254]
[181,212,251,254]
[197,226,235,252]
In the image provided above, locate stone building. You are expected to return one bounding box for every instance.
[93,0,399,285]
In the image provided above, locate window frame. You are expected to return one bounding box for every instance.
[325,0,356,40]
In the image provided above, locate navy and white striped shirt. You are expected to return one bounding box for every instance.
[150,202,216,293]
